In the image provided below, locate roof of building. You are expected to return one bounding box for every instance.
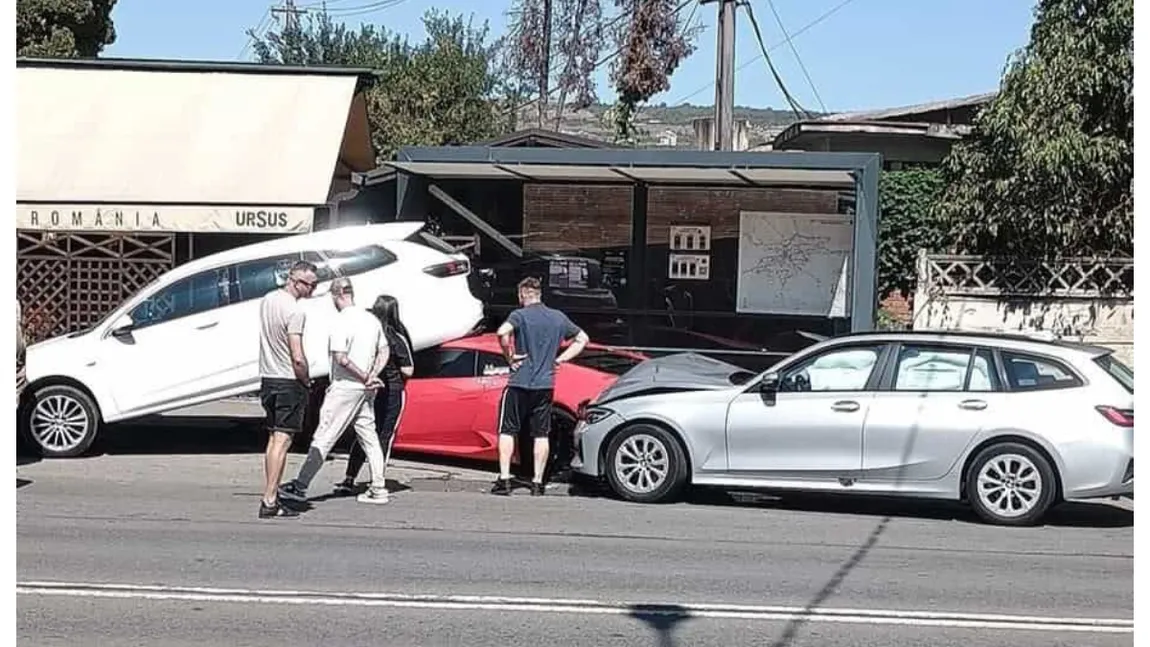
[16,56,378,89]
[479,128,619,149]
[771,91,995,150]
[818,91,996,123]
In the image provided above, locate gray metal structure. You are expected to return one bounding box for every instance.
[355,146,881,331]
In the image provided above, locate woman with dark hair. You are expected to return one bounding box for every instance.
[334,294,414,500]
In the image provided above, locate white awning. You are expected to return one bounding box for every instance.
[17,64,375,232]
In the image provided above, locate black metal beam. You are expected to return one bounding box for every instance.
[396,145,878,171]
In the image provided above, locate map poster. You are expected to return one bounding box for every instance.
[735,211,853,317]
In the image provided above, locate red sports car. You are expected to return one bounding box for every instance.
[392,333,646,467]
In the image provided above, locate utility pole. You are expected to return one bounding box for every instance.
[538,0,554,128]
[703,0,737,150]
[272,0,307,33]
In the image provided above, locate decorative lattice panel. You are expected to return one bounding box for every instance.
[922,254,1134,297]
[17,231,176,342]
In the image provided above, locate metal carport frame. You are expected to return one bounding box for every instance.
[357,146,881,331]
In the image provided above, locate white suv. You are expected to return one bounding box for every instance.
[20,222,484,457]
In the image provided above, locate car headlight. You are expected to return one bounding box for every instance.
[582,406,614,425]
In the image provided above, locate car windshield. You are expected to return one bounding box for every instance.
[1094,353,1133,393]
[568,349,645,376]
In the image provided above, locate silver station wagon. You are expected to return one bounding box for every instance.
[572,331,1133,526]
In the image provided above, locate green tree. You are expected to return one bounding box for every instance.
[936,0,1133,259]
[878,168,946,299]
[251,9,507,161]
[17,0,117,57]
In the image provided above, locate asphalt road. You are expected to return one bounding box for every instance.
[16,423,1134,647]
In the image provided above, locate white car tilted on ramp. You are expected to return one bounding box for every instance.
[20,222,484,457]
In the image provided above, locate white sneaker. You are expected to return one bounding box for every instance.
[357,487,390,504]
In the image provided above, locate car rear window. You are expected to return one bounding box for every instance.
[1094,354,1133,393]
[569,349,644,376]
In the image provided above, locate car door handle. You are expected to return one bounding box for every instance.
[959,399,988,411]
[831,400,860,413]
[195,321,219,330]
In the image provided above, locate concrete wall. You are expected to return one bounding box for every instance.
[912,253,1134,366]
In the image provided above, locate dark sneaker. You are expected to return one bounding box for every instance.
[333,479,356,497]
[490,478,512,496]
[530,482,546,497]
[278,481,308,503]
[258,500,300,519]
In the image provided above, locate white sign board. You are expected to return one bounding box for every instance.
[736,211,852,317]
[15,204,314,234]
[669,225,711,251]
[668,253,710,280]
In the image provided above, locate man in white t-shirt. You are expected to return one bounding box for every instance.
[279,277,392,505]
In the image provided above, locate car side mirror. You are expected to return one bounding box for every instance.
[109,314,134,338]
[759,372,780,393]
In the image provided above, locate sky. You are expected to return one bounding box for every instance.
[103,0,1038,112]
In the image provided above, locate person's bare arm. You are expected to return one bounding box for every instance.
[365,337,390,388]
[333,351,375,385]
[287,310,310,386]
[497,318,527,369]
[555,329,589,365]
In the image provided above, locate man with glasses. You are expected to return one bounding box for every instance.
[257,260,318,519]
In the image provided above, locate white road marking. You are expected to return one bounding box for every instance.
[16,581,1133,634]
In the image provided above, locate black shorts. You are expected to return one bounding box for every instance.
[260,377,308,434]
[498,386,553,439]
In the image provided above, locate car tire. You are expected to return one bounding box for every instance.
[966,441,1058,526]
[22,384,100,458]
[604,423,688,504]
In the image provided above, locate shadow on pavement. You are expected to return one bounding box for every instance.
[16,452,41,467]
[95,417,267,455]
[628,603,691,647]
[17,478,32,489]
[567,482,1132,528]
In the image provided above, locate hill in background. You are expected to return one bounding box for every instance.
[517,102,821,148]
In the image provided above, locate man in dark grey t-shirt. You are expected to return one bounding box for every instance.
[493,277,589,496]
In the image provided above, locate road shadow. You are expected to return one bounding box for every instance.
[568,481,1131,528]
[696,490,1133,529]
[94,417,267,456]
[16,451,41,467]
[627,603,692,647]
[305,479,414,503]
[17,478,32,489]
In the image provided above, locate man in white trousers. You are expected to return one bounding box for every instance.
[278,277,392,505]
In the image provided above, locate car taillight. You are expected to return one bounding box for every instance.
[1096,405,1134,428]
[423,259,470,278]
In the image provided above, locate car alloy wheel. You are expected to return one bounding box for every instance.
[965,441,1057,526]
[604,424,689,504]
[25,385,100,458]
[976,453,1043,519]
[614,433,670,494]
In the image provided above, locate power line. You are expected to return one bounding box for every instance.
[237,8,272,60]
[764,0,827,114]
[323,0,409,17]
[742,0,813,119]
[670,0,857,107]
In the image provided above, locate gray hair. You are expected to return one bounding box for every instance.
[331,277,354,296]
